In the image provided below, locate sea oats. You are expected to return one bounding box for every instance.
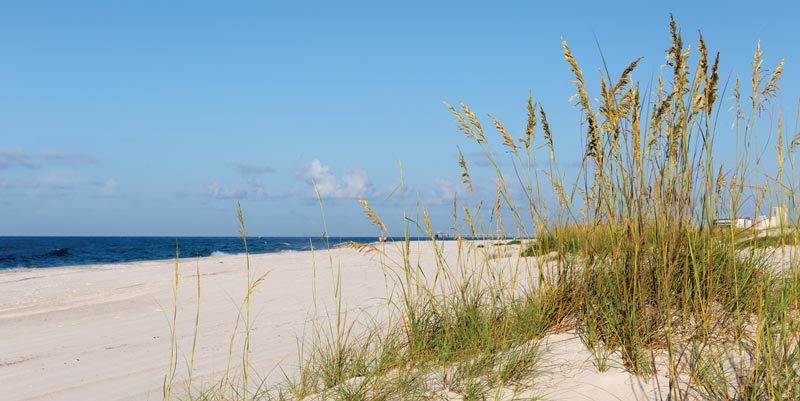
[731,78,745,126]
[751,41,763,109]
[760,59,784,110]
[423,209,433,237]
[600,75,618,134]
[791,128,800,155]
[461,103,487,143]
[339,241,381,255]
[691,34,709,112]
[446,102,478,142]
[491,115,518,154]
[705,52,720,114]
[539,106,554,161]
[547,171,568,206]
[630,86,642,169]
[649,92,675,137]
[457,147,473,192]
[522,95,536,150]
[358,198,387,232]
[494,180,504,238]
[666,14,689,98]
[463,206,476,237]
[613,57,642,95]
[562,38,600,163]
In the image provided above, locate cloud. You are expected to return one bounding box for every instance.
[0,171,78,198]
[23,169,80,197]
[0,149,98,170]
[206,182,248,200]
[427,178,461,205]
[41,151,97,165]
[203,172,296,202]
[90,179,118,197]
[235,163,275,176]
[0,150,116,199]
[199,163,277,201]
[1,175,120,199]
[300,159,370,199]
[467,151,505,168]
[0,150,37,169]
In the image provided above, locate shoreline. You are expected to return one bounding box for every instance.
[0,250,271,275]
[0,237,451,272]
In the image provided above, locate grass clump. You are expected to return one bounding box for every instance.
[520,224,592,257]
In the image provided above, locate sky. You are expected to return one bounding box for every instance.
[0,1,798,236]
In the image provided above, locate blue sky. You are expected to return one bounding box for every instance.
[1,1,798,236]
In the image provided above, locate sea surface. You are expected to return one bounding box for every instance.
[0,236,386,270]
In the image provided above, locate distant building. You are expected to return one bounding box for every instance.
[713,217,752,228]
[434,231,453,240]
[715,206,788,229]
[754,206,789,229]
[772,206,788,227]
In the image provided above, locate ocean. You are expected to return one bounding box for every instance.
[0,236,384,270]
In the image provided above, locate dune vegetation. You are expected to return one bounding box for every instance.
[169,16,800,401]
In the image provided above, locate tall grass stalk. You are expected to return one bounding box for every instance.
[236,202,253,398]
[164,244,180,401]
[186,259,201,395]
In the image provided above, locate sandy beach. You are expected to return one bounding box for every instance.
[0,242,692,401]
[0,240,679,401]
[0,241,401,401]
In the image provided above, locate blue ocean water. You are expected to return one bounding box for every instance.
[0,236,383,270]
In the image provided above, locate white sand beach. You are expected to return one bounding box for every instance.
[0,243,394,401]
[0,241,705,401]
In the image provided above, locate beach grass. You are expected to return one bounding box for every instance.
[171,16,799,401]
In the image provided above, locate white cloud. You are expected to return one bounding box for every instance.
[0,150,37,169]
[41,151,97,165]
[206,182,248,200]
[203,179,291,202]
[301,159,370,199]
[92,179,118,197]
[0,150,98,169]
[0,170,115,199]
[467,151,504,168]
[235,163,275,176]
[428,178,460,205]
[0,150,115,199]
